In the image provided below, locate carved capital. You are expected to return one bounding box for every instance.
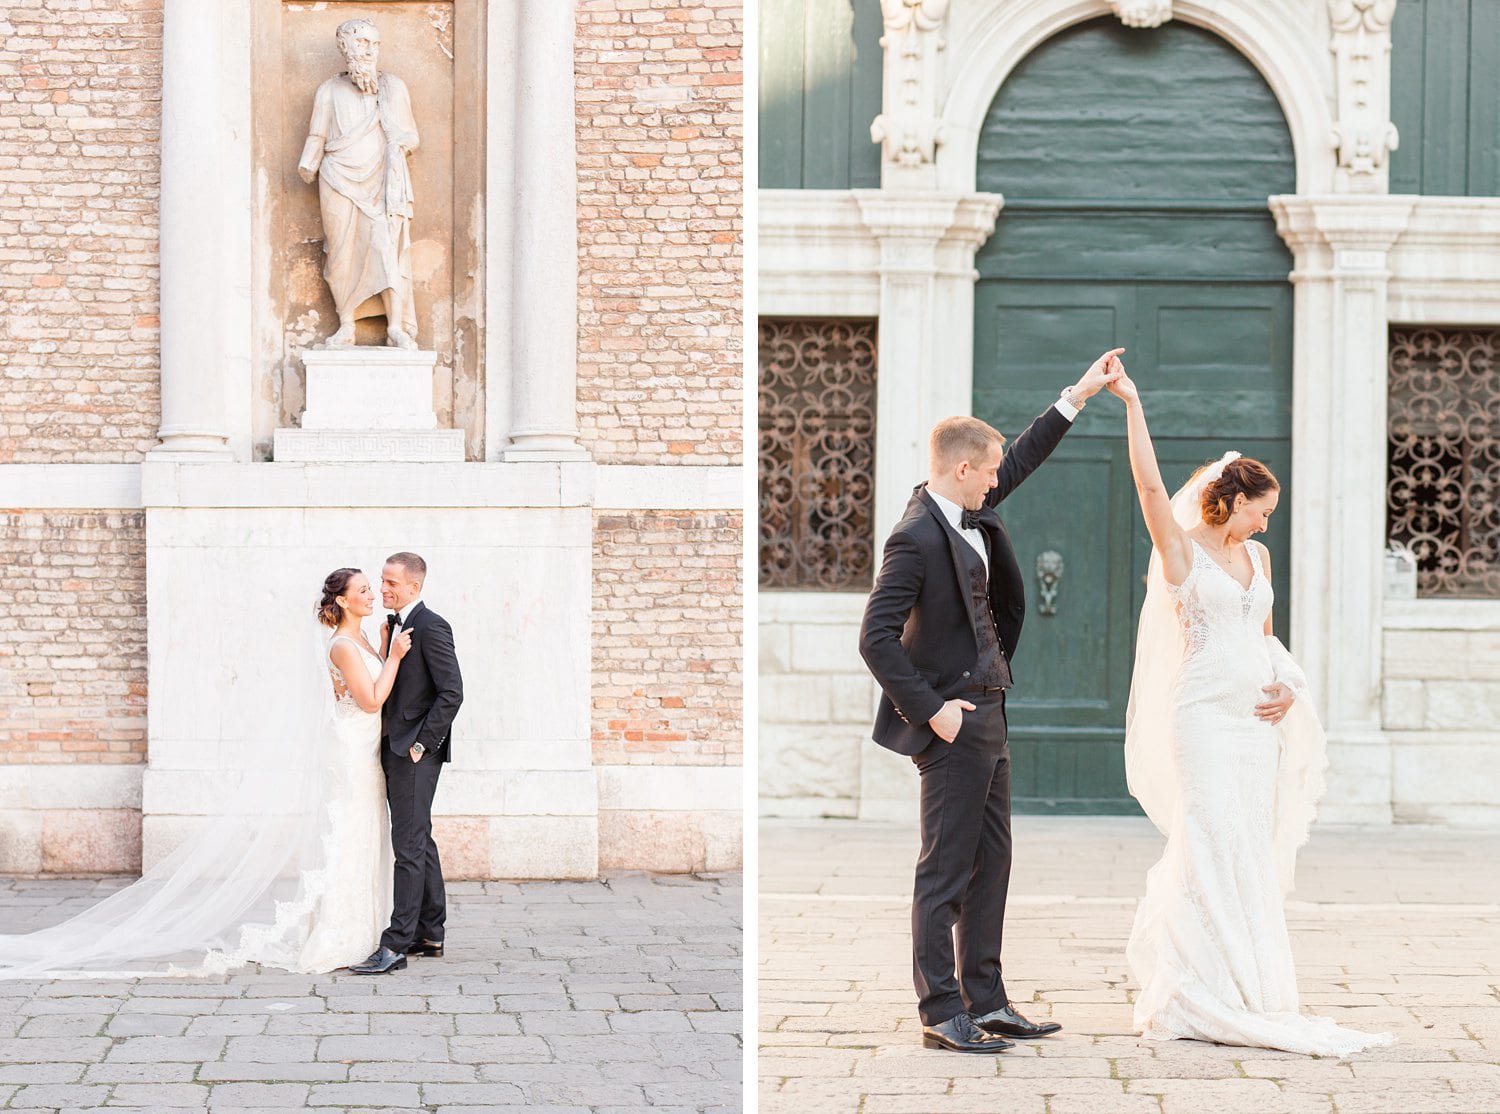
[1328,0,1396,34]
[872,0,951,175]
[1110,0,1173,29]
[1328,0,1398,190]
[880,0,949,34]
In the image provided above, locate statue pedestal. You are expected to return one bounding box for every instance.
[274,347,465,462]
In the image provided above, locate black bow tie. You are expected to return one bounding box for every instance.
[387,612,401,628]
[960,509,985,530]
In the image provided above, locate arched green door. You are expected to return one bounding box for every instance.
[973,18,1296,813]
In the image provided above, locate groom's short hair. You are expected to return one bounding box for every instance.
[931,416,1006,471]
[385,551,427,584]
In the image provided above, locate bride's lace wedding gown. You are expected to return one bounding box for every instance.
[193,633,393,974]
[293,635,393,970]
[1127,540,1392,1056]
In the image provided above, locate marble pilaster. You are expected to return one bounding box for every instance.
[853,190,1003,541]
[1270,193,1416,823]
[502,0,587,461]
[153,0,245,459]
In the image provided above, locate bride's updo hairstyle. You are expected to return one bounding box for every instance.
[317,567,363,627]
[1199,457,1279,526]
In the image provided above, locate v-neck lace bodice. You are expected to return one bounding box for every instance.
[1166,540,1273,662]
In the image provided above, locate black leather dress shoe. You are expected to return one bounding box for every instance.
[921,1012,1015,1053]
[406,939,444,958]
[973,1002,1062,1039]
[349,946,407,975]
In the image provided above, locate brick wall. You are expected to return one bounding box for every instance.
[0,511,147,763]
[0,0,163,463]
[574,0,742,466]
[592,510,742,765]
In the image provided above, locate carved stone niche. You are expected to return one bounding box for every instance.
[250,0,484,460]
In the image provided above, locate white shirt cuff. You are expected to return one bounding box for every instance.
[1053,396,1080,422]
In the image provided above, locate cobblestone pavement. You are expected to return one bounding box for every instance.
[0,872,741,1112]
[759,818,1500,1114]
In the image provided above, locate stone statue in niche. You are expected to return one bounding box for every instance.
[297,17,420,349]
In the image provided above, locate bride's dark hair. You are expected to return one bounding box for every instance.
[1199,457,1279,526]
[317,568,363,628]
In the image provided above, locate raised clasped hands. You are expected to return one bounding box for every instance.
[1073,347,1127,401]
[1254,683,1295,725]
[1103,353,1140,404]
[929,698,976,744]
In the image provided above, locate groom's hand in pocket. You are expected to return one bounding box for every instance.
[929,699,977,744]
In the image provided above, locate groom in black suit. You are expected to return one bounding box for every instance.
[352,550,464,975]
[858,349,1122,1051]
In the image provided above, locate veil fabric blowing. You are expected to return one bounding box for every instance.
[0,623,342,979]
[1124,451,1330,895]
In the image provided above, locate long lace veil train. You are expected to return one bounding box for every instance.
[1124,452,1330,894]
[0,622,340,979]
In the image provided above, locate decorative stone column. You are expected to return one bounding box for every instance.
[1270,194,1415,823]
[852,191,1003,548]
[151,0,235,459]
[1329,0,1399,194]
[502,0,587,461]
[871,0,951,191]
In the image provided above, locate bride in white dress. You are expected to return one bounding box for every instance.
[0,568,405,979]
[296,568,402,971]
[1109,359,1392,1056]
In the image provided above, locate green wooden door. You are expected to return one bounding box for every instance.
[972,18,1297,813]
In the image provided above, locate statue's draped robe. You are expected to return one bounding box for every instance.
[299,73,419,337]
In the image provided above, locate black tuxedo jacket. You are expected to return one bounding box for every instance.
[383,601,464,762]
[858,405,1073,756]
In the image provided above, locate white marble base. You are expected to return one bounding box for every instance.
[273,428,466,462]
[275,348,463,462]
[299,347,441,431]
[142,466,597,878]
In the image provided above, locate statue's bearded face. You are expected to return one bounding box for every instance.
[339,23,380,95]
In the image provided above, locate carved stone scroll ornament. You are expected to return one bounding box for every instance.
[870,0,951,169]
[1328,0,1399,187]
[1110,0,1173,29]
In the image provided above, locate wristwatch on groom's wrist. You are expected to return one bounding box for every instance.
[1061,385,1086,411]
[410,742,426,756]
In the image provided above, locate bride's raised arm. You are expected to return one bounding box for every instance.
[330,631,411,713]
[1106,360,1193,586]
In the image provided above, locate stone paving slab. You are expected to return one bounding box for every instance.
[0,872,741,1112]
[759,817,1500,1114]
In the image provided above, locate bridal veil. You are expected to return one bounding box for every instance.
[0,623,342,979]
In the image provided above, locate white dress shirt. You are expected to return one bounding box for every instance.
[929,489,988,573]
[393,598,422,629]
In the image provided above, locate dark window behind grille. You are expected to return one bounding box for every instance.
[759,318,877,590]
[1387,327,1500,598]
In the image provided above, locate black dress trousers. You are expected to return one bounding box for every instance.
[379,742,446,951]
[910,688,1013,1026]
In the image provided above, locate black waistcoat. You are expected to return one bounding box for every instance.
[958,533,1012,690]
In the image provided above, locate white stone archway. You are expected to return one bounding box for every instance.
[936,0,1337,196]
[872,0,1399,821]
